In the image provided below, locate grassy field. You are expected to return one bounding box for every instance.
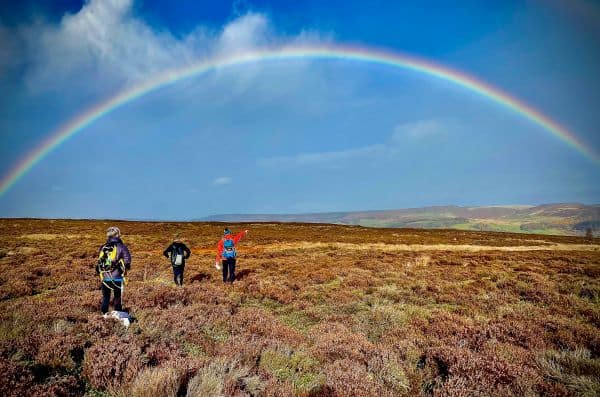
[203,204,600,236]
[0,219,599,396]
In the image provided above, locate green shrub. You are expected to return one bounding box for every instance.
[259,348,325,395]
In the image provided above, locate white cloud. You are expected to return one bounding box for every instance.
[259,119,447,168]
[18,0,326,95]
[22,0,193,91]
[213,176,232,185]
[258,144,387,167]
[217,13,270,54]
[392,120,446,140]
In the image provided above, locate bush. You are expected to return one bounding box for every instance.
[30,375,83,397]
[186,357,262,397]
[36,335,83,370]
[309,322,374,363]
[368,349,410,395]
[130,365,183,397]
[230,307,304,346]
[259,348,325,395]
[82,335,144,392]
[324,359,390,397]
[425,346,541,396]
[536,348,600,395]
[0,359,35,397]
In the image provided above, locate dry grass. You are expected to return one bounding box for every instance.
[0,219,598,396]
[130,364,183,397]
[536,348,600,396]
[264,241,600,252]
[186,358,261,397]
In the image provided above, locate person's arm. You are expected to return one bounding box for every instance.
[184,244,191,259]
[95,244,103,274]
[122,244,132,271]
[215,239,224,263]
[163,244,172,258]
[233,230,249,244]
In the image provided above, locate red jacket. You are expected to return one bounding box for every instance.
[216,231,247,261]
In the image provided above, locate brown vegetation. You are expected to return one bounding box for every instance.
[0,219,598,396]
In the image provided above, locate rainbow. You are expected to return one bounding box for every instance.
[1,44,598,197]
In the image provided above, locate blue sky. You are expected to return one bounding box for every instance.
[0,0,598,219]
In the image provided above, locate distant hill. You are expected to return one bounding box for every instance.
[200,203,600,236]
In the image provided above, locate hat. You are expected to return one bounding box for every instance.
[223,228,231,236]
[106,226,121,238]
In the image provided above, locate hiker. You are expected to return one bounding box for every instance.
[96,226,131,315]
[215,227,248,283]
[163,238,191,286]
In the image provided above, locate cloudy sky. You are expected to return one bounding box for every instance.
[0,0,598,219]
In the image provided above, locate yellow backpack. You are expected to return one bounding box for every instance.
[98,242,119,272]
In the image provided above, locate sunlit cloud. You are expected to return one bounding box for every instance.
[14,0,327,96]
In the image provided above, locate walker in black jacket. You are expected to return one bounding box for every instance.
[163,240,191,286]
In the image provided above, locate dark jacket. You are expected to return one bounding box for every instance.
[96,237,131,281]
[163,242,191,266]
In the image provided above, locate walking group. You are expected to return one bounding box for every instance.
[96,226,248,315]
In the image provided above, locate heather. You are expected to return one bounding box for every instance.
[0,219,598,396]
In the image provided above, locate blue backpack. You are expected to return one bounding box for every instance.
[222,238,237,259]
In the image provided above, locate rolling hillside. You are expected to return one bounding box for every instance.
[201,203,600,236]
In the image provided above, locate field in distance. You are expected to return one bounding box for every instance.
[0,219,599,396]
[201,203,600,236]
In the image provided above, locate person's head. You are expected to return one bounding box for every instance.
[106,226,121,239]
[223,228,231,237]
[173,236,182,243]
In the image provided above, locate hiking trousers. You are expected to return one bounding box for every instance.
[101,280,122,314]
[222,258,236,283]
[173,265,184,286]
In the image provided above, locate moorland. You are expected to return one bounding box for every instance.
[0,219,599,396]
